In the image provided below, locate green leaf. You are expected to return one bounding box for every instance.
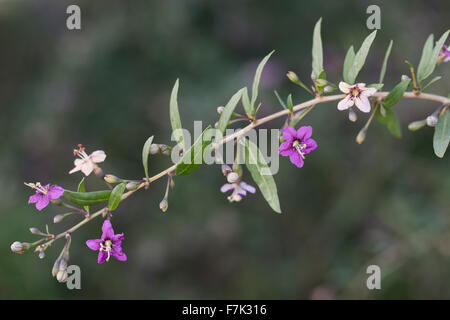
[77,178,89,213]
[343,46,355,84]
[422,76,442,91]
[170,79,185,150]
[217,89,244,135]
[416,34,434,82]
[63,190,111,207]
[242,87,252,116]
[251,51,274,112]
[367,83,384,90]
[375,107,402,138]
[382,78,411,109]
[312,17,324,77]
[176,126,213,175]
[240,138,281,213]
[347,30,377,84]
[274,90,287,109]
[433,108,450,158]
[379,40,393,84]
[108,183,127,211]
[286,94,294,113]
[418,30,449,82]
[142,136,154,179]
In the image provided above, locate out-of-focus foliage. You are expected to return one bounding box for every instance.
[0,0,449,299]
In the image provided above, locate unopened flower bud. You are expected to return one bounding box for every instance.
[401,75,410,81]
[56,270,68,283]
[287,71,299,83]
[126,181,140,191]
[59,259,68,272]
[311,70,317,81]
[159,198,168,213]
[11,241,25,254]
[29,227,43,235]
[149,144,160,155]
[356,128,367,144]
[227,172,239,183]
[408,119,427,131]
[53,214,64,223]
[315,79,327,87]
[323,85,334,93]
[221,164,232,176]
[426,115,438,127]
[104,174,121,184]
[39,251,45,259]
[217,106,224,114]
[52,258,60,277]
[348,108,358,122]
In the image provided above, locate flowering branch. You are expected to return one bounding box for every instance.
[10,18,450,284]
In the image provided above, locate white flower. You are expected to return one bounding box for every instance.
[69,145,106,176]
[337,82,377,113]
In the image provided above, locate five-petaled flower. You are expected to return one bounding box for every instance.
[69,144,106,176]
[86,219,127,264]
[337,82,377,113]
[439,44,450,63]
[279,126,317,168]
[221,181,256,202]
[26,182,64,211]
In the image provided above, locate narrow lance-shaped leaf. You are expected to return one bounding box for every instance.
[77,177,89,213]
[418,30,450,82]
[217,89,244,135]
[375,107,402,138]
[176,126,212,175]
[240,138,281,213]
[286,94,294,113]
[241,87,252,117]
[63,190,111,207]
[312,17,324,77]
[250,51,275,113]
[382,78,411,109]
[433,108,450,158]
[347,30,377,84]
[421,76,442,91]
[343,46,355,84]
[416,34,434,82]
[170,79,185,150]
[108,182,127,211]
[274,90,287,109]
[142,135,154,179]
[379,40,393,84]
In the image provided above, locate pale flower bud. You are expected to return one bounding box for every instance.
[348,108,358,122]
[104,174,121,184]
[149,144,160,155]
[53,214,64,223]
[159,198,168,213]
[126,181,140,191]
[56,270,68,283]
[217,106,224,114]
[401,75,410,81]
[426,115,438,127]
[356,128,367,144]
[29,227,43,235]
[11,241,24,254]
[408,119,427,131]
[39,251,45,259]
[323,85,334,93]
[221,164,232,176]
[227,172,239,183]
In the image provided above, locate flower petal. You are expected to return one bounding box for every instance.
[289,152,304,168]
[35,197,49,211]
[279,141,294,156]
[220,183,234,193]
[361,87,377,97]
[282,126,297,142]
[356,82,366,88]
[90,150,106,163]
[47,185,64,200]
[98,251,108,264]
[28,193,41,204]
[86,239,102,251]
[112,251,127,261]
[80,161,95,176]
[354,96,371,113]
[240,182,256,194]
[303,138,318,154]
[338,81,351,93]
[101,220,115,240]
[337,95,354,111]
[296,126,312,141]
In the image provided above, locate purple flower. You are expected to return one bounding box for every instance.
[221,181,256,202]
[279,126,317,168]
[86,220,127,264]
[26,183,64,211]
[439,44,450,63]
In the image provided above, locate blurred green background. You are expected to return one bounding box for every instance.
[1,0,449,299]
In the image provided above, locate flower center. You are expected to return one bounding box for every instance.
[100,240,113,262]
[292,140,307,159]
[350,86,361,98]
[24,182,48,195]
[73,144,89,159]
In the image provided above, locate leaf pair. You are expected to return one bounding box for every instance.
[417,30,450,83]
[433,108,450,158]
[343,30,377,84]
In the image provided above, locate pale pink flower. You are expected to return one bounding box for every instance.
[69,144,106,176]
[337,82,377,113]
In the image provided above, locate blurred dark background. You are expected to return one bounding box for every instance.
[1,0,449,299]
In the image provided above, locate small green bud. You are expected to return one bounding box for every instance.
[159,198,168,213]
[104,174,121,184]
[287,71,299,83]
[408,119,427,131]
